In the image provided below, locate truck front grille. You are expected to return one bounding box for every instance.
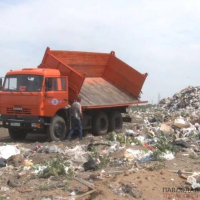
[6,108,31,115]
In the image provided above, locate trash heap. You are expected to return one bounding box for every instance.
[122,86,200,191]
[0,86,200,199]
[158,86,200,111]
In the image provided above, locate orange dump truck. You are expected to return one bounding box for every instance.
[0,47,148,141]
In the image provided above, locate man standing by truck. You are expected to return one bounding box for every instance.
[67,96,83,140]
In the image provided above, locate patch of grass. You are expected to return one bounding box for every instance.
[146,162,166,171]
[189,153,199,160]
[107,132,132,144]
[107,131,116,141]
[39,156,72,179]
[190,131,200,140]
[98,155,110,169]
[116,135,126,143]
[155,135,179,153]
[0,196,6,200]
[38,185,49,191]
[88,147,110,169]
[151,150,164,161]
[132,137,142,145]
[117,135,132,144]
[89,146,99,158]
[66,168,73,180]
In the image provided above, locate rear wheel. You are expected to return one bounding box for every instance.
[109,111,123,132]
[8,128,27,140]
[47,116,67,141]
[92,112,109,135]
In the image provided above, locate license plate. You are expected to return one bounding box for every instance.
[10,122,21,127]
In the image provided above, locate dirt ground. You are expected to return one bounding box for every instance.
[0,128,200,200]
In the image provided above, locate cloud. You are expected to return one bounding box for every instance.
[0,0,200,103]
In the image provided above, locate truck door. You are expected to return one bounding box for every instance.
[43,77,68,116]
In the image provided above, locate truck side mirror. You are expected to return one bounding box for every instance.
[0,78,2,90]
[45,79,49,92]
[45,78,52,91]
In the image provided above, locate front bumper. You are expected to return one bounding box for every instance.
[0,115,45,131]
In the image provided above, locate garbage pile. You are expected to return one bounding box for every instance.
[125,86,200,152]
[158,86,200,111]
[0,86,200,199]
[121,86,200,193]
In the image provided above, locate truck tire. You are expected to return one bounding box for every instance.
[47,116,67,141]
[8,128,27,140]
[92,112,109,135]
[109,111,123,132]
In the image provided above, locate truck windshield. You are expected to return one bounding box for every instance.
[3,75,43,92]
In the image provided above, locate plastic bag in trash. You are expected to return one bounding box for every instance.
[187,173,200,186]
[65,145,89,164]
[37,145,64,154]
[124,149,152,162]
[161,151,174,160]
[125,129,135,136]
[192,183,200,189]
[0,145,20,159]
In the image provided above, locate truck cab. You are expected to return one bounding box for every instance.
[0,68,69,141]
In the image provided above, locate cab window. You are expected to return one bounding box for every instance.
[45,78,66,91]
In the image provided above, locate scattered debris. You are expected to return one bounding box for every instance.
[7,179,21,188]
[0,86,200,199]
[83,160,98,171]
[0,158,6,167]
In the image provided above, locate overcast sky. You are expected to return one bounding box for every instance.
[0,0,200,104]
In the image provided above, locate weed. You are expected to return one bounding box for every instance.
[116,135,126,144]
[88,146,100,164]
[39,156,72,179]
[107,132,116,141]
[107,132,131,144]
[132,137,142,145]
[155,135,178,153]
[88,146,110,169]
[151,150,164,161]
[66,168,73,180]
[89,146,99,158]
[98,155,110,169]
[189,153,199,160]
[190,131,200,140]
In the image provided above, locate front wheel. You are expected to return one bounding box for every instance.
[8,128,27,140]
[47,116,67,141]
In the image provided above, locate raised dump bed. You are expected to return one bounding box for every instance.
[40,47,148,108]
